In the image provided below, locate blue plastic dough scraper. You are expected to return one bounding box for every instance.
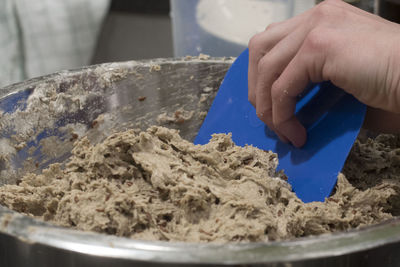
[194,49,366,202]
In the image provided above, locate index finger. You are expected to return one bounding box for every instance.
[271,29,331,147]
[248,12,308,106]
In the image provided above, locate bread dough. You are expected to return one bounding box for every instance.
[343,134,400,215]
[0,126,397,242]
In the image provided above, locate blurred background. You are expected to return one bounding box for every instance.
[1,0,399,88]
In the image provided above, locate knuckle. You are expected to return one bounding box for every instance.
[313,1,347,22]
[249,29,276,57]
[303,28,329,52]
[313,2,333,19]
[248,32,264,51]
[257,56,272,75]
[265,22,279,31]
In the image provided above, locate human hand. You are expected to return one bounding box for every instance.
[248,0,400,147]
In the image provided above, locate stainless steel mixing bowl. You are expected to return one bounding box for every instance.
[1,58,400,267]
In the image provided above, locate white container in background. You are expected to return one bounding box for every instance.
[170,0,315,57]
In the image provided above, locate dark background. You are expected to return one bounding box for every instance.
[92,0,400,64]
[92,0,173,64]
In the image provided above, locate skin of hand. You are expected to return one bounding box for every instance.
[248,0,400,148]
